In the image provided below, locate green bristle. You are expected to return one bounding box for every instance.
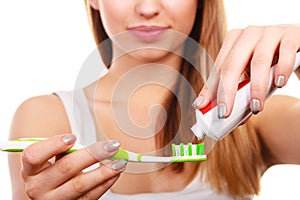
[180,143,184,156]
[171,142,206,158]
[188,143,193,156]
[172,144,176,156]
[196,143,204,155]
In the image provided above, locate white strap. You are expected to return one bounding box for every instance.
[54,89,97,147]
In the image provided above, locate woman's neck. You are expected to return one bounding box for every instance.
[97,52,181,104]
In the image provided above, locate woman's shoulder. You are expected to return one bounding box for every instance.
[251,94,299,123]
[267,94,299,103]
[248,94,298,144]
[9,94,71,139]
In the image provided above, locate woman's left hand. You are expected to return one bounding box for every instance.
[195,25,300,117]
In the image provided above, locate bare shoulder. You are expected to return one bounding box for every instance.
[266,94,299,104]
[250,95,299,128]
[9,94,71,139]
[250,94,300,165]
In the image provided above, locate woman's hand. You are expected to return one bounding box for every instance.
[194,25,300,117]
[21,134,126,200]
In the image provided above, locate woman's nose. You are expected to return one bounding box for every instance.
[135,0,161,18]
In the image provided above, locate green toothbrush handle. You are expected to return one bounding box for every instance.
[110,148,129,160]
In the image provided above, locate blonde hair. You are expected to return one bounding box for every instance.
[84,0,264,198]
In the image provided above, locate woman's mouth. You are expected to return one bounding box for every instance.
[127,26,169,42]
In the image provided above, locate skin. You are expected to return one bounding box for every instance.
[8,0,300,199]
[197,25,300,165]
[198,25,300,116]
[9,96,126,199]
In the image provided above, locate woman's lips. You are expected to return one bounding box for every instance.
[127,26,169,42]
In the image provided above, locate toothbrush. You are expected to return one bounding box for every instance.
[0,138,207,163]
[113,143,206,162]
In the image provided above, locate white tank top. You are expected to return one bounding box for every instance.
[55,89,252,200]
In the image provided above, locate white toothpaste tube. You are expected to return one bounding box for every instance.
[192,52,300,141]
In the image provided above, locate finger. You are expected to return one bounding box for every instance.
[21,134,77,177]
[250,26,283,114]
[194,29,242,109]
[215,29,243,68]
[275,26,300,87]
[46,162,125,200]
[193,68,219,109]
[32,140,121,190]
[217,26,263,118]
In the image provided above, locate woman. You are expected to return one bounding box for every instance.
[8,0,300,199]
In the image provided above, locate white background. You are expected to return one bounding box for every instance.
[0,0,300,199]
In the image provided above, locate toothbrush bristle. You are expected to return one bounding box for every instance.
[188,143,193,156]
[172,143,204,157]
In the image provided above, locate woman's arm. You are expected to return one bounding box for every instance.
[8,94,70,199]
[250,95,300,166]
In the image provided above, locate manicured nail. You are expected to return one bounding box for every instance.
[251,99,261,114]
[217,103,226,119]
[111,159,127,171]
[276,75,285,88]
[104,140,120,152]
[63,134,76,145]
[192,96,204,109]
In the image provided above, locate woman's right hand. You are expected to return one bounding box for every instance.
[21,134,126,200]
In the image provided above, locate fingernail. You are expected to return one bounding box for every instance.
[251,99,261,114]
[192,96,204,109]
[111,159,127,171]
[217,103,226,119]
[63,134,76,145]
[104,140,120,152]
[276,75,285,88]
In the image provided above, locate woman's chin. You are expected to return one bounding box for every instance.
[128,49,175,64]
